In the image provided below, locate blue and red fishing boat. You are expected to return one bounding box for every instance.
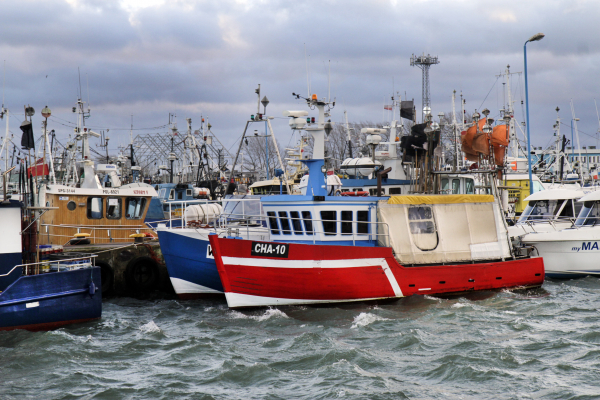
[208,93,545,308]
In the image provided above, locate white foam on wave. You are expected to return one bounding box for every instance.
[451,302,467,308]
[351,312,389,329]
[139,320,162,334]
[228,308,288,321]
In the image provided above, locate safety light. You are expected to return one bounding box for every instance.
[311,117,315,123]
[312,94,317,100]
[258,113,262,120]
[306,117,310,123]
[251,115,255,120]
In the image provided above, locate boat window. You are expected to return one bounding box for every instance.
[408,205,438,251]
[320,211,337,235]
[558,199,575,218]
[532,181,544,193]
[267,211,280,234]
[177,191,183,200]
[357,210,369,234]
[67,200,76,211]
[353,188,361,192]
[341,189,349,192]
[575,200,584,217]
[579,201,600,226]
[341,211,353,234]
[87,197,103,219]
[158,188,166,198]
[302,211,313,235]
[441,178,449,193]
[106,197,122,219]
[452,179,460,194]
[186,189,193,197]
[389,187,401,195]
[518,203,534,223]
[169,189,175,200]
[369,188,377,196]
[527,200,554,220]
[278,211,292,235]
[290,211,303,234]
[126,197,147,219]
[465,179,475,194]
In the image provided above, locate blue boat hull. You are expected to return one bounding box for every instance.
[0,267,102,331]
[156,229,224,299]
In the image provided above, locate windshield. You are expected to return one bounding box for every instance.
[575,201,600,226]
[518,200,558,223]
[220,194,265,225]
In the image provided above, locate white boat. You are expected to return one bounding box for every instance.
[521,189,600,278]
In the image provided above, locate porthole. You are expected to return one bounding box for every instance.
[67,201,76,211]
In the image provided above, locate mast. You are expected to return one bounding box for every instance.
[344,110,353,159]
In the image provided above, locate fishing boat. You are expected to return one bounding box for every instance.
[156,195,267,299]
[0,199,101,331]
[521,190,600,278]
[208,93,544,308]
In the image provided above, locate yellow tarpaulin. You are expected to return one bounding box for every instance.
[387,194,494,205]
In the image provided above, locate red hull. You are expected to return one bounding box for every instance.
[209,236,545,308]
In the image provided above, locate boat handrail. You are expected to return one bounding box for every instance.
[0,255,98,278]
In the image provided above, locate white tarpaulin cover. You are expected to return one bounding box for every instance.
[378,197,511,265]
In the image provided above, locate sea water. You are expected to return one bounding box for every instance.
[2,278,600,399]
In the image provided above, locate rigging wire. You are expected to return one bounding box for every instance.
[478,76,500,110]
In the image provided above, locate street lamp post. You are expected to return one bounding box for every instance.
[524,32,545,194]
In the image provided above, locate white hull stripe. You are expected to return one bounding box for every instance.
[223,256,387,269]
[225,292,401,308]
[221,256,403,298]
[170,277,222,294]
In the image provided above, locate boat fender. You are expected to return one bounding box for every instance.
[89,281,96,296]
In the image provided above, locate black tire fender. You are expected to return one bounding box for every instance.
[96,261,114,294]
[125,256,159,293]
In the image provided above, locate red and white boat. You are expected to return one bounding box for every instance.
[208,93,544,308]
[209,235,543,308]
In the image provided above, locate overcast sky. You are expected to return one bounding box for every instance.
[1,0,599,159]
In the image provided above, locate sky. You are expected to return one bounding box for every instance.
[1,0,600,162]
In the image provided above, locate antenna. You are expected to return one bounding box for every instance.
[595,98,600,148]
[304,44,310,97]
[328,60,331,102]
[78,67,82,100]
[86,73,90,109]
[2,60,5,109]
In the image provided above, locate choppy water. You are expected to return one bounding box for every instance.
[2,279,600,399]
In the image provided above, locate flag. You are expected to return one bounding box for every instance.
[20,120,35,150]
[384,105,393,111]
[400,101,414,120]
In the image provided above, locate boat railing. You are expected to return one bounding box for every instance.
[39,224,157,245]
[0,255,98,278]
[165,198,264,229]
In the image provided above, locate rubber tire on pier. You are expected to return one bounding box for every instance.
[96,261,114,294]
[125,256,159,293]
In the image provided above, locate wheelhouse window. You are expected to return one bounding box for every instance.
[290,211,303,235]
[520,200,554,222]
[320,211,337,235]
[408,205,438,251]
[341,210,353,235]
[576,201,600,226]
[389,187,401,195]
[186,189,193,197]
[441,178,449,193]
[169,189,175,200]
[357,210,369,234]
[302,211,313,235]
[106,197,122,219]
[87,197,103,219]
[465,179,475,194]
[452,179,460,194]
[126,197,146,219]
[267,212,280,235]
[177,191,183,200]
[278,211,292,235]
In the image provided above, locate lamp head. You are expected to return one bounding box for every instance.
[528,33,545,42]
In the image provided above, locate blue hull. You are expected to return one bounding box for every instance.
[0,268,102,331]
[157,230,223,299]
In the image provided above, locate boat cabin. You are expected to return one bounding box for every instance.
[575,190,600,226]
[39,183,157,245]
